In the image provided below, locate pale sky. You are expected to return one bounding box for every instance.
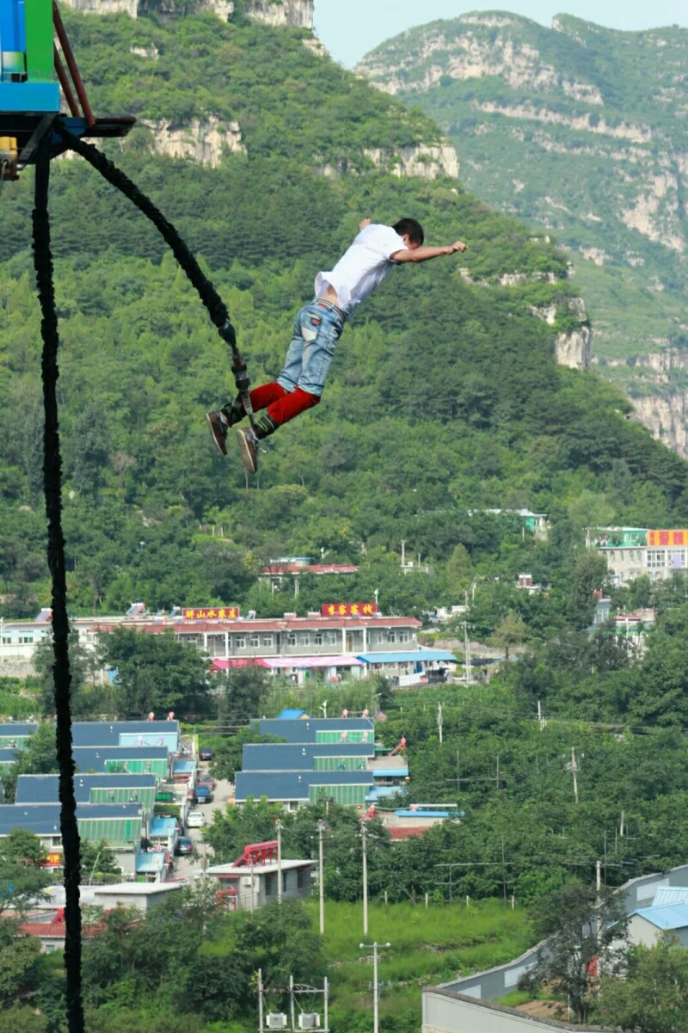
[312,0,688,68]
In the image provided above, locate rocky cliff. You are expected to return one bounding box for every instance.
[61,0,313,27]
[358,13,688,453]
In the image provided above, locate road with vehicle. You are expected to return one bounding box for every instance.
[173,770,234,882]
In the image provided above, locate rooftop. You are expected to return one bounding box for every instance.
[631,903,688,930]
[16,773,157,805]
[0,803,143,835]
[92,882,184,896]
[206,859,314,876]
[357,649,456,664]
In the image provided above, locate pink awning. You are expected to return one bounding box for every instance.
[210,658,269,671]
[262,655,363,669]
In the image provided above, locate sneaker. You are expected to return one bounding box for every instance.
[236,427,259,474]
[205,411,229,456]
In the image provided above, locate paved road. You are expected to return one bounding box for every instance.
[172,770,234,882]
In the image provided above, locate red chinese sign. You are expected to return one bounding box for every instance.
[183,607,240,620]
[42,853,63,868]
[321,603,378,617]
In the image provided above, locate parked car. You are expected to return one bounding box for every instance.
[197,776,216,790]
[195,785,214,804]
[199,747,215,761]
[174,836,194,856]
[186,810,206,828]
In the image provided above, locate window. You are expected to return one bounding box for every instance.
[301,634,310,647]
[261,635,274,647]
[265,874,277,896]
[235,635,246,649]
[19,636,33,644]
[282,871,288,892]
[288,632,296,647]
[314,632,323,646]
[386,630,396,643]
[398,630,410,643]
[297,868,308,890]
[249,634,259,647]
[325,630,339,646]
[1,637,9,645]
[647,550,666,569]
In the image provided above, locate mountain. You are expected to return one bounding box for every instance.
[1,2,688,621]
[356,12,688,454]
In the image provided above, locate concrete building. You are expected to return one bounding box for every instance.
[203,841,314,910]
[628,903,688,947]
[591,527,688,586]
[90,881,184,911]
[423,988,613,1033]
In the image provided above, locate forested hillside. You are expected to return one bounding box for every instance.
[2,5,688,622]
[357,13,688,453]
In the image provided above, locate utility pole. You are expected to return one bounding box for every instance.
[537,699,546,730]
[250,854,255,912]
[359,942,391,1033]
[277,820,283,903]
[258,968,264,1032]
[463,621,471,685]
[437,702,443,745]
[318,819,325,935]
[571,748,579,805]
[400,540,406,569]
[596,859,601,893]
[362,822,369,935]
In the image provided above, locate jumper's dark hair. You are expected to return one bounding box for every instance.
[393,218,424,245]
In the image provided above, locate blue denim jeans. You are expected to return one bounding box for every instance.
[277,299,346,398]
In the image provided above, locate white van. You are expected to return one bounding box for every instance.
[186,809,206,828]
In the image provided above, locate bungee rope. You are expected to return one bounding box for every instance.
[32,143,85,1033]
[54,119,258,431]
[30,120,259,1033]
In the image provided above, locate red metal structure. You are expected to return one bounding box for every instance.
[233,840,279,867]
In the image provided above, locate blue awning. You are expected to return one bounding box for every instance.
[356,650,456,665]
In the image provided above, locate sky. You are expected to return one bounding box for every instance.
[312,0,688,68]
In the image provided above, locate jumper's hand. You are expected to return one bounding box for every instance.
[446,240,468,254]
[359,217,372,231]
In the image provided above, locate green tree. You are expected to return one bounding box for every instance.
[0,832,51,915]
[216,666,270,724]
[595,939,688,1033]
[530,881,628,1022]
[98,628,211,718]
[490,611,527,660]
[33,631,99,718]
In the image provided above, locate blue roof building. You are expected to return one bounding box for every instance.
[16,773,157,807]
[71,746,170,778]
[242,742,375,772]
[0,724,38,748]
[629,903,688,947]
[0,803,144,848]
[72,721,179,751]
[255,717,375,744]
[235,769,376,807]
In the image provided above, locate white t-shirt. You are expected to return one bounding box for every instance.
[314,223,407,315]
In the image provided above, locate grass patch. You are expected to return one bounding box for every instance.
[310,898,533,1031]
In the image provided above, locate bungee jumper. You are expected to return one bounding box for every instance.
[206,217,468,474]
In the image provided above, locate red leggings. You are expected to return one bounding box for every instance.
[249,382,320,426]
